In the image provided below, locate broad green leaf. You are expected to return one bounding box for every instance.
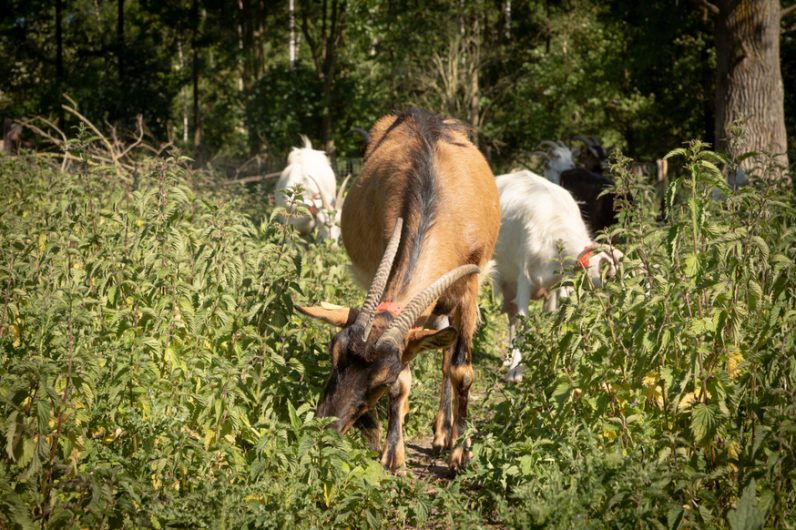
[691,403,719,445]
[727,480,765,530]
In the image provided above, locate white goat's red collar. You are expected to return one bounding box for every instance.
[577,247,593,269]
[376,301,401,316]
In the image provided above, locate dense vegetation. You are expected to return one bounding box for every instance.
[2,0,795,170]
[1,128,794,527]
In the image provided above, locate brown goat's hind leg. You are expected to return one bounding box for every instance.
[448,287,478,471]
[381,366,411,474]
[448,342,474,471]
[432,345,454,453]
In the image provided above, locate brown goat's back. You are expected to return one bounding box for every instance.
[341,109,499,305]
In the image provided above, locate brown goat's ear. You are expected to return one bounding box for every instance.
[402,327,458,364]
[295,304,358,328]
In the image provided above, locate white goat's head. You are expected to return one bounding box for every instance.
[308,173,351,244]
[576,244,624,289]
[539,140,575,184]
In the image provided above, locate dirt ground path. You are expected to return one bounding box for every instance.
[405,436,457,481]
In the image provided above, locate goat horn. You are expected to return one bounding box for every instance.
[347,127,371,144]
[336,173,353,208]
[573,135,592,145]
[354,218,404,338]
[376,264,480,350]
[306,174,332,211]
[539,140,559,150]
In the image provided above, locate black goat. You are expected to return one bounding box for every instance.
[559,168,629,234]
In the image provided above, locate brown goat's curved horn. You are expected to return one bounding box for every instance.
[354,218,404,338]
[573,135,593,146]
[376,264,480,350]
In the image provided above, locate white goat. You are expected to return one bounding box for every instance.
[493,170,623,382]
[711,167,748,200]
[539,140,576,184]
[275,135,342,242]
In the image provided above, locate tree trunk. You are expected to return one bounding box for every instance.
[714,0,789,174]
[299,0,345,151]
[117,0,124,94]
[504,0,511,40]
[55,0,64,127]
[468,12,481,147]
[289,0,297,68]
[178,42,189,144]
[191,0,202,155]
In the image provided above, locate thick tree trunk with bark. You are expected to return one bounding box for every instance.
[714,0,789,173]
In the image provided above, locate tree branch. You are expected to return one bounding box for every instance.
[782,3,796,19]
[299,1,321,73]
[689,0,720,16]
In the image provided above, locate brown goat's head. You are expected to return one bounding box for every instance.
[296,219,476,434]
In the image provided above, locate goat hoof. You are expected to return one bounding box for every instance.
[449,447,471,471]
[504,366,524,384]
[381,461,407,476]
[431,430,453,454]
[432,417,453,453]
[380,449,406,474]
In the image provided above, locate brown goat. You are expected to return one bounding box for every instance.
[297,108,500,473]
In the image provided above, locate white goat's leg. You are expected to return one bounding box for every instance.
[514,273,531,318]
[543,289,559,312]
[505,274,530,383]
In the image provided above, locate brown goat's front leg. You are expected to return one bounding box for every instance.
[355,409,382,453]
[380,366,412,474]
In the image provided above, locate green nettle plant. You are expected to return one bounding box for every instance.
[466,142,795,528]
[0,129,793,528]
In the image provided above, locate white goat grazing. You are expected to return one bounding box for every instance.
[539,140,576,185]
[493,170,623,382]
[275,135,341,242]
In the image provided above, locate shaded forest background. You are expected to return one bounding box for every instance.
[1,0,794,173]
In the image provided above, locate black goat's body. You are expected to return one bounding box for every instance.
[559,168,624,234]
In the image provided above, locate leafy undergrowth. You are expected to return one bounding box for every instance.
[1,137,794,528]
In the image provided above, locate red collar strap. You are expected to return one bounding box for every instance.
[376,301,401,316]
[577,247,593,269]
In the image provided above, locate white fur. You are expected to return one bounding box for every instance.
[544,145,576,185]
[274,135,340,242]
[493,170,623,382]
